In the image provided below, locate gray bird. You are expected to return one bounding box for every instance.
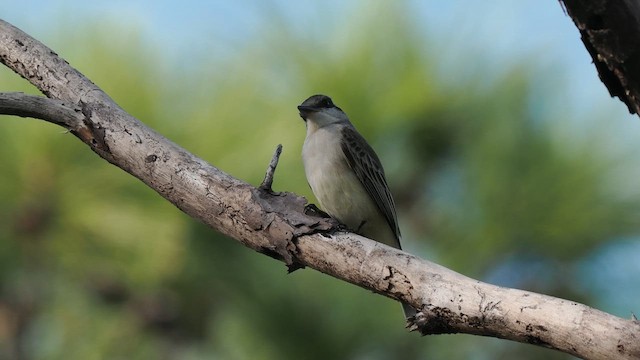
[297,94,416,319]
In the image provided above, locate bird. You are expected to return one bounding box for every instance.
[297,94,416,319]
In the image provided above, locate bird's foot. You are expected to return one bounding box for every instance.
[304,204,345,231]
[304,203,331,218]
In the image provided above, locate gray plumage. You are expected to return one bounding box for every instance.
[297,94,415,319]
[340,126,401,241]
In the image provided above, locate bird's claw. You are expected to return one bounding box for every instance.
[304,203,331,218]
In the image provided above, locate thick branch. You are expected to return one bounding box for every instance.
[0,19,638,360]
[561,0,640,115]
[296,234,640,359]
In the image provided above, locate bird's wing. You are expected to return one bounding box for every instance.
[340,126,401,240]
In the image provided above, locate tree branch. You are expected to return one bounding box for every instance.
[560,0,640,115]
[0,92,83,127]
[259,144,283,192]
[0,19,638,360]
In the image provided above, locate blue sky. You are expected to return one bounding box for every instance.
[0,1,596,69]
[5,1,635,122]
[6,1,585,66]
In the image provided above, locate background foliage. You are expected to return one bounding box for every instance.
[1,2,639,359]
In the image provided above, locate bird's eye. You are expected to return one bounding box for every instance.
[322,98,333,107]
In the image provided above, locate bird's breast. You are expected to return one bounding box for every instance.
[301,126,400,248]
[302,127,376,230]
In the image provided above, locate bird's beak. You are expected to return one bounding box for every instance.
[297,105,317,121]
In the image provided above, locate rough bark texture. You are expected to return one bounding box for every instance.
[0,92,84,127]
[561,0,640,114]
[1,19,639,360]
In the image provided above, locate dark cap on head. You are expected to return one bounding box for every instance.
[298,94,338,119]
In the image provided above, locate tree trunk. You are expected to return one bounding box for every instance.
[561,0,640,115]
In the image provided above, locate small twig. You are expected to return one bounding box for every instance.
[259,144,283,192]
[0,92,84,129]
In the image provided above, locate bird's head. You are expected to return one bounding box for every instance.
[298,94,349,128]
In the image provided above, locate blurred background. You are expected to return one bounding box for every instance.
[1,1,639,359]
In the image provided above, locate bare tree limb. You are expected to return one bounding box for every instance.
[259,144,283,192]
[0,19,638,360]
[0,92,84,127]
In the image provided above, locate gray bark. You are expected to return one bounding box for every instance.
[0,19,638,360]
[561,0,640,115]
